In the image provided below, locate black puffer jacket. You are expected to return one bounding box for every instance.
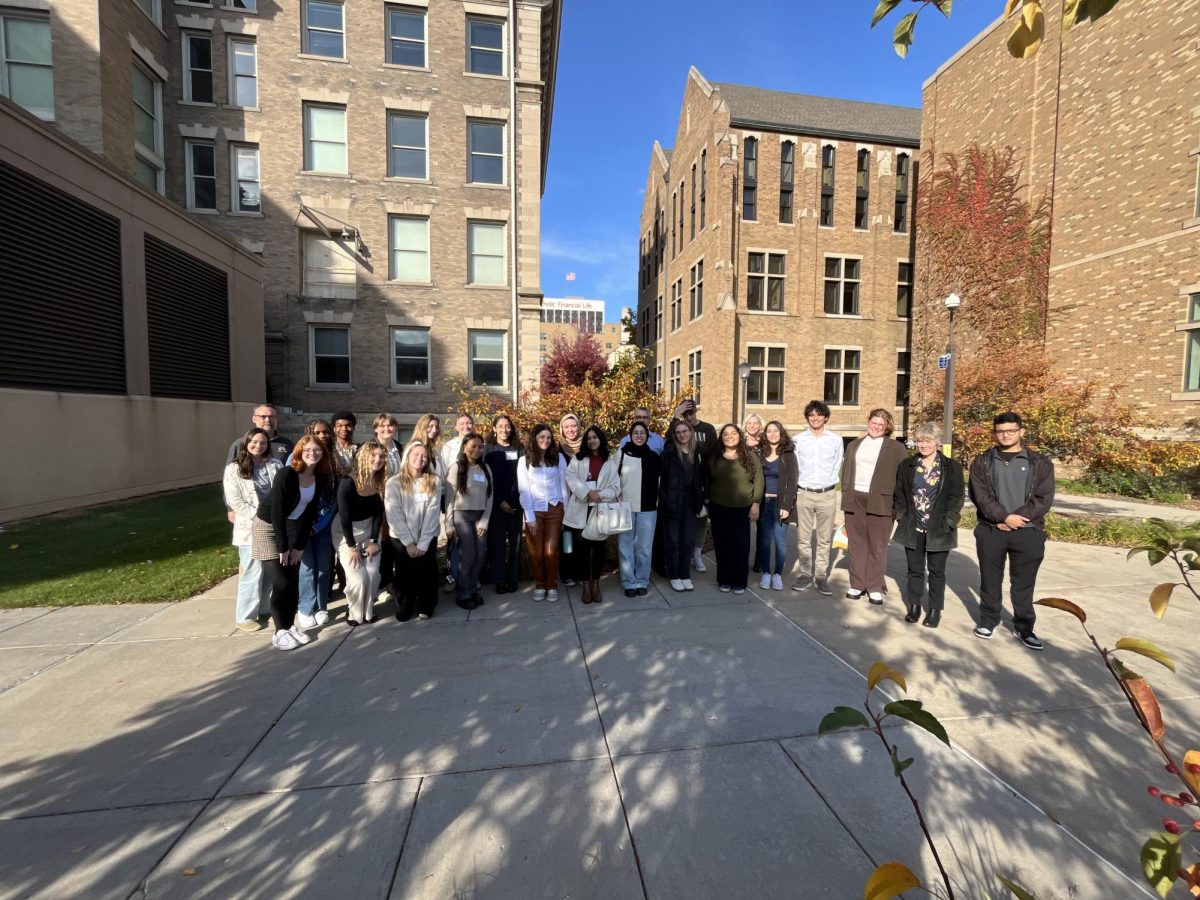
[658,445,705,518]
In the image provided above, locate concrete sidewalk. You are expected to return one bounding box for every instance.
[1,530,1196,899]
[1053,491,1200,524]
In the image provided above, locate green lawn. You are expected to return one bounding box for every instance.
[958,508,1161,548]
[1,485,238,609]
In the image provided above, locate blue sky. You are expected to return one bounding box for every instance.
[539,0,1001,323]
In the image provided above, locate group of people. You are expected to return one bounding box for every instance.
[221,400,1055,653]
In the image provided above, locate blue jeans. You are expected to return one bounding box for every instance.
[299,525,333,615]
[756,497,787,576]
[618,511,657,589]
[235,545,271,622]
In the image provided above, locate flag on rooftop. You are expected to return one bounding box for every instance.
[565,272,576,281]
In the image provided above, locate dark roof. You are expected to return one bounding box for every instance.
[713,81,921,146]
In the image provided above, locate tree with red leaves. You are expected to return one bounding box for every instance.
[539,332,608,394]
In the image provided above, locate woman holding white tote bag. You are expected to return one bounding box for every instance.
[564,426,620,605]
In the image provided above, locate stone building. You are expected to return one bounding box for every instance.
[20,0,561,429]
[635,68,920,436]
[917,0,1200,429]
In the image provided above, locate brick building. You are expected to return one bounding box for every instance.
[635,68,919,437]
[16,0,561,429]
[917,0,1200,429]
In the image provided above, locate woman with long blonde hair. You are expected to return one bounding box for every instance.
[385,441,443,621]
[335,440,388,626]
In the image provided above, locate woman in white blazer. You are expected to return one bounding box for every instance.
[564,426,621,605]
[385,441,443,621]
[223,428,283,631]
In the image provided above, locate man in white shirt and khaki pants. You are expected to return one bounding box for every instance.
[792,400,844,595]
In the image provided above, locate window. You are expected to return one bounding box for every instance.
[303,103,347,173]
[182,33,213,103]
[669,357,681,398]
[690,163,696,239]
[747,346,785,405]
[896,262,913,318]
[468,120,504,184]
[392,327,430,386]
[310,326,350,385]
[0,14,53,120]
[820,144,835,227]
[742,136,757,221]
[699,148,707,229]
[689,260,703,319]
[132,61,163,193]
[678,180,684,252]
[230,144,260,213]
[655,295,662,341]
[132,0,160,25]
[469,330,505,386]
[389,216,429,282]
[228,38,257,107]
[855,149,870,230]
[671,192,677,257]
[823,257,861,316]
[688,349,702,404]
[896,351,911,407]
[185,141,216,210]
[387,112,427,178]
[670,279,682,331]
[776,140,795,224]
[468,221,505,285]
[824,349,860,406]
[747,252,785,312]
[654,364,661,394]
[1184,294,1200,392]
[658,206,665,268]
[303,0,344,58]
[303,233,355,298]
[895,152,910,233]
[640,306,649,347]
[226,0,257,10]
[387,5,426,67]
[467,17,503,75]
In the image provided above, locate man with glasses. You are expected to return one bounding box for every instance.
[669,400,717,573]
[619,407,665,453]
[968,412,1055,650]
[226,404,294,465]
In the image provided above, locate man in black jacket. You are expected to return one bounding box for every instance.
[967,412,1055,650]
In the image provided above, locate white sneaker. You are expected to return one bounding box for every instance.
[314,610,329,626]
[733,587,746,595]
[295,612,317,629]
[682,579,695,591]
[289,624,312,645]
[771,574,784,591]
[760,573,772,589]
[670,579,685,592]
[692,553,707,573]
[533,589,546,602]
[546,589,559,602]
[273,629,298,651]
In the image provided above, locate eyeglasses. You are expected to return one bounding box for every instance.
[994,428,1021,436]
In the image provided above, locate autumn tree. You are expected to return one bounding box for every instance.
[539,332,608,395]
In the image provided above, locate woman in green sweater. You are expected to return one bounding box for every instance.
[705,424,764,593]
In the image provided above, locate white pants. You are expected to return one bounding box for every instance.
[336,520,381,622]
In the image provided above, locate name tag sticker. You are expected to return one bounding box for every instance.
[505,450,519,461]
[473,471,487,482]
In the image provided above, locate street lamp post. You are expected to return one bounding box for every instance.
[737,360,751,424]
[942,292,961,457]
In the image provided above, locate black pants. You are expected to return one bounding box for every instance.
[378,538,395,590]
[576,533,607,580]
[561,526,582,582]
[487,506,522,585]
[393,538,439,618]
[264,558,301,631]
[709,503,751,589]
[663,513,696,580]
[974,523,1045,634]
[904,532,949,613]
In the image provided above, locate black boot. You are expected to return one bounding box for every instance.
[904,600,921,624]
[922,608,942,629]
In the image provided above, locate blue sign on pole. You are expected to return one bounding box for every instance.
[937,354,951,371]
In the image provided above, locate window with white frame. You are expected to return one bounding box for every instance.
[387,112,427,179]
[896,351,910,406]
[742,136,757,221]
[132,61,163,193]
[132,0,160,26]
[469,330,505,386]
[669,357,681,398]
[824,256,861,316]
[747,346,785,405]
[895,152,911,232]
[310,325,350,385]
[389,215,430,282]
[689,260,703,319]
[779,141,795,224]
[468,120,504,184]
[824,348,860,406]
[387,5,426,67]
[303,233,355,298]
[654,364,661,394]
[896,261,912,318]
[392,327,430,386]
[182,33,213,103]
[230,144,260,213]
[687,349,702,404]
[670,278,682,331]
[1183,294,1200,392]
[747,251,785,312]
[303,103,347,173]
[855,149,870,229]
[228,38,257,108]
[302,0,344,58]
[185,140,216,210]
[820,144,835,227]
[466,17,503,75]
[0,13,54,121]
[467,221,505,284]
